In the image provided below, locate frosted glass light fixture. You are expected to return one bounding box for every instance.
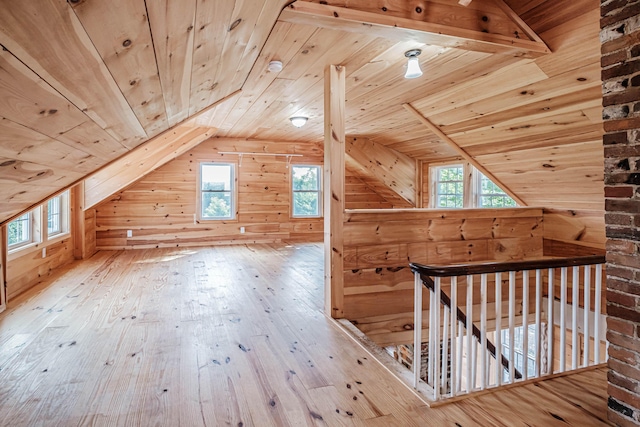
[404,49,423,79]
[290,116,308,128]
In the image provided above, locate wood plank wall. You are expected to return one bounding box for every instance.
[6,237,74,300]
[341,208,544,321]
[94,137,325,249]
[345,173,393,209]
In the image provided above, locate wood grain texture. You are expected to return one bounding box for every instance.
[84,126,215,209]
[325,65,346,318]
[0,243,609,426]
[341,208,544,320]
[346,137,416,206]
[94,138,324,249]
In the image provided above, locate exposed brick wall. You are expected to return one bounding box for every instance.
[601,1,640,425]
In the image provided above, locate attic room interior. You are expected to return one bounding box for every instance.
[0,0,639,425]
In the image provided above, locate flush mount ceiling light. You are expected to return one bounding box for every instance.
[268,60,283,72]
[290,116,308,128]
[404,49,423,79]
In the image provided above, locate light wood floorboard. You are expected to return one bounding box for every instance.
[0,243,610,426]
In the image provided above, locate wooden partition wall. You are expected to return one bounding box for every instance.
[340,207,544,343]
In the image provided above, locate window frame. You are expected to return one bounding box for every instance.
[7,206,42,253]
[430,161,516,209]
[198,161,238,221]
[47,190,70,239]
[290,164,323,219]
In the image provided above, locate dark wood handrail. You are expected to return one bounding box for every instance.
[420,275,522,380]
[410,255,605,278]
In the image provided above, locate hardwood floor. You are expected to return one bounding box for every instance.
[0,243,610,426]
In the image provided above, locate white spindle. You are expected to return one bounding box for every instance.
[572,266,579,370]
[560,267,567,373]
[583,265,591,367]
[413,272,423,389]
[457,321,464,393]
[428,277,436,390]
[442,305,450,394]
[471,333,477,392]
[434,277,441,400]
[495,272,502,386]
[522,270,529,381]
[594,264,602,364]
[450,277,458,396]
[480,273,488,389]
[508,271,516,383]
[547,268,554,375]
[535,269,542,378]
[466,275,473,392]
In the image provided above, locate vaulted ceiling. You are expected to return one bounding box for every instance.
[0,0,603,224]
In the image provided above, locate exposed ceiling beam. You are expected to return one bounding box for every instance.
[403,103,526,206]
[279,1,549,57]
[84,126,215,210]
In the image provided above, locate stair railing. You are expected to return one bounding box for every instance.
[410,255,606,401]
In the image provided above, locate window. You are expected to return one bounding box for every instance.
[200,162,235,220]
[476,171,517,208]
[47,190,69,237]
[292,165,322,217]
[8,213,32,248]
[433,164,464,209]
[430,162,516,209]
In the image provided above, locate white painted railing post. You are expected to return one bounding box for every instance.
[547,268,554,375]
[572,266,579,370]
[508,271,516,383]
[413,271,422,389]
[433,277,441,400]
[583,265,591,367]
[480,273,488,389]
[535,269,542,378]
[466,275,474,393]
[495,272,502,386]
[560,267,567,373]
[450,277,458,396]
[595,264,603,364]
[522,270,529,381]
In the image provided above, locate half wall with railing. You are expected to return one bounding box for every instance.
[410,255,607,402]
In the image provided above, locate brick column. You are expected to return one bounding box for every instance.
[601,2,640,426]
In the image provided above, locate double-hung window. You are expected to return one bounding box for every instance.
[432,164,465,208]
[8,212,33,249]
[47,190,69,237]
[291,165,322,218]
[431,162,516,208]
[199,162,236,220]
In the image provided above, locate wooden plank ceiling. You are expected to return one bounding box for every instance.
[0,0,603,224]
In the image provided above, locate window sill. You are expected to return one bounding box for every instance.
[7,232,70,261]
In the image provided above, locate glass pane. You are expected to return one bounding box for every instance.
[8,213,30,246]
[201,192,232,219]
[292,166,319,191]
[293,192,319,216]
[201,164,232,191]
[48,196,61,234]
[478,173,516,208]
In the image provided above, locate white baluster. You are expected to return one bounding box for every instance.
[413,272,423,389]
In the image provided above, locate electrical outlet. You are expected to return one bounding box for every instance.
[42,247,46,258]
[240,226,245,234]
[127,230,133,238]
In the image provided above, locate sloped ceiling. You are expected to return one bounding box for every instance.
[0,0,603,225]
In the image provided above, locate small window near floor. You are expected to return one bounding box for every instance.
[199,162,236,220]
[47,190,70,238]
[291,165,322,218]
[432,164,464,208]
